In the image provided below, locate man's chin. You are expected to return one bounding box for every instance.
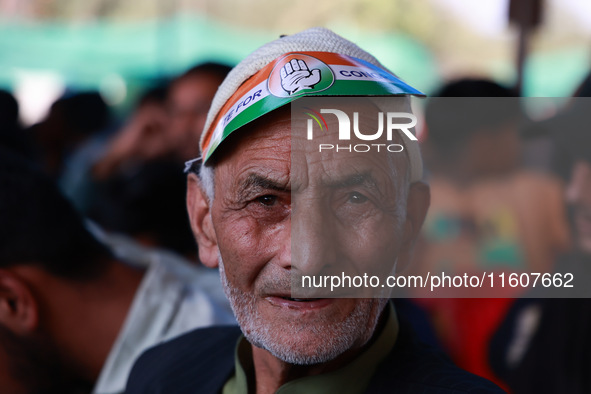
[241,297,387,366]
[246,323,353,365]
[219,258,388,366]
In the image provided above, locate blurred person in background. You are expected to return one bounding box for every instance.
[23,90,116,217]
[0,89,35,159]
[414,79,570,385]
[91,86,169,180]
[0,90,19,132]
[28,91,110,178]
[88,159,198,261]
[167,62,232,161]
[87,86,199,262]
[94,62,232,179]
[490,73,591,393]
[0,147,234,394]
[83,64,231,263]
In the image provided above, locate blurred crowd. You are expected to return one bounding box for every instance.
[0,62,237,394]
[3,62,231,261]
[1,59,591,393]
[414,77,591,392]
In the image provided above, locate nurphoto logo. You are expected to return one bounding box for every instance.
[305,108,417,153]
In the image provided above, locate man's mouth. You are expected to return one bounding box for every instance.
[281,297,316,302]
[266,295,335,310]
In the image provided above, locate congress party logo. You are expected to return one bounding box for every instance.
[268,54,335,98]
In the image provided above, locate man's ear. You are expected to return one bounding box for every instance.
[0,269,39,334]
[187,173,220,268]
[397,181,430,272]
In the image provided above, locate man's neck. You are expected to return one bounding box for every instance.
[250,345,360,394]
[42,260,145,381]
[250,308,389,394]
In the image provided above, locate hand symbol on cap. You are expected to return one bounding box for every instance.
[280,59,321,94]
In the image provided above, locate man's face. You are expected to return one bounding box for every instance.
[566,160,591,254]
[168,73,221,160]
[190,107,427,365]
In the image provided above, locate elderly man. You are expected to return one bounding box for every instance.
[126,28,502,393]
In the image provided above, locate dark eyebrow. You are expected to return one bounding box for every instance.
[237,173,289,199]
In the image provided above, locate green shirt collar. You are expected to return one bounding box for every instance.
[223,302,398,394]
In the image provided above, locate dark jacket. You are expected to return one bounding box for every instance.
[126,322,502,393]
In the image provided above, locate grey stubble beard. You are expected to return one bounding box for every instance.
[217,256,388,365]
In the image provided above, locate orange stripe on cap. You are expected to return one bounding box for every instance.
[200,51,363,154]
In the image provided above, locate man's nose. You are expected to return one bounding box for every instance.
[291,195,338,276]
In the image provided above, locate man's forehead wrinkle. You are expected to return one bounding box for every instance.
[292,148,402,193]
[244,112,292,144]
[211,111,291,170]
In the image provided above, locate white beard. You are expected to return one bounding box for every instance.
[218,256,388,365]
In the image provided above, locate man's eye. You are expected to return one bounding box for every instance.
[348,191,368,204]
[257,195,278,206]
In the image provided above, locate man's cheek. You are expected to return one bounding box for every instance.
[219,220,272,284]
[345,225,401,273]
